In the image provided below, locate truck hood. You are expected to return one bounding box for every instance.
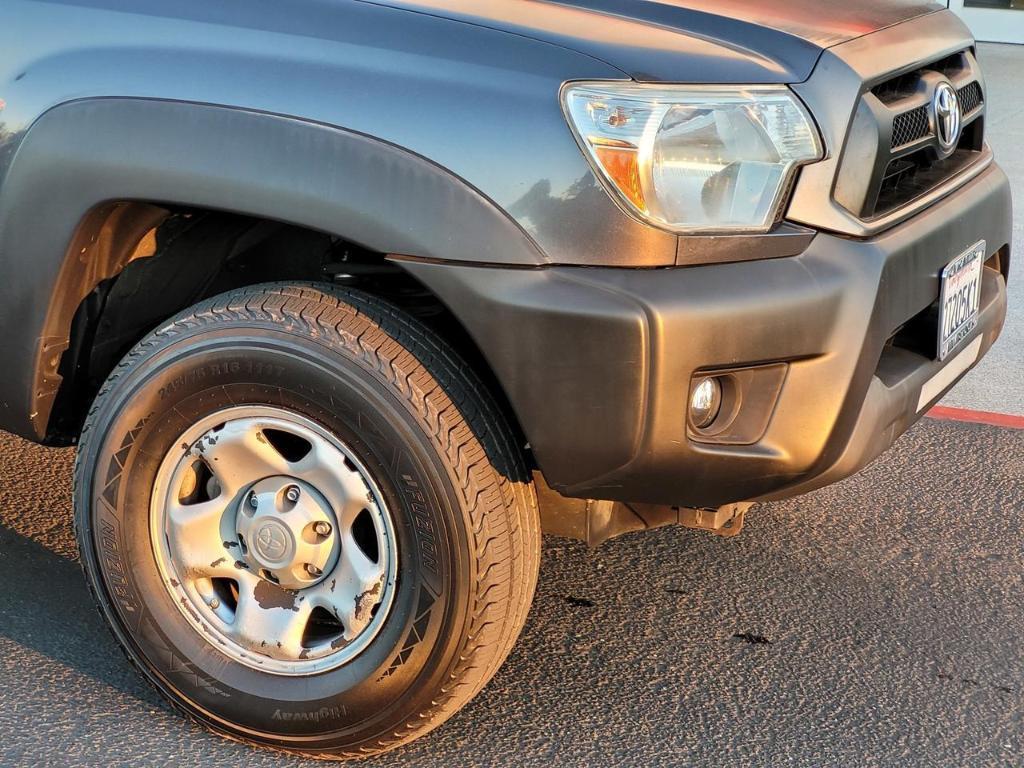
[364,0,943,82]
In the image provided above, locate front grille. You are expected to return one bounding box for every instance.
[888,82,985,150]
[835,48,987,220]
[871,51,968,104]
[958,80,983,115]
[890,106,929,149]
[874,143,982,218]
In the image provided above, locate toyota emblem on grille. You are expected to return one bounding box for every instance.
[932,81,961,156]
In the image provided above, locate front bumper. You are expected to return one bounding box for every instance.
[400,163,1011,508]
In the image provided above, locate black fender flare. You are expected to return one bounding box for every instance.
[0,97,546,439]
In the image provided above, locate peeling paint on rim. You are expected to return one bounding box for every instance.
[149,405,399,676]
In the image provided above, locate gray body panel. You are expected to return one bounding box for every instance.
[0,0,1008,513]
[1,0,877,439]
[0,0,679,268]
[368,0,942,82]
[0,0,668,437]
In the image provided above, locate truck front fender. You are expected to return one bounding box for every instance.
[0,97,545,440]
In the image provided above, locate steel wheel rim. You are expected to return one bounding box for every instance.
[150,405,398,676]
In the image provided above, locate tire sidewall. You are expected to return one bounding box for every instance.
[76,324,473,747]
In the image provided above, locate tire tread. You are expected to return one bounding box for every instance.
[73,281,540,760]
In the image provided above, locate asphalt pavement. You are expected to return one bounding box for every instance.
[0,41,1021,768]
[0,417,1021,767]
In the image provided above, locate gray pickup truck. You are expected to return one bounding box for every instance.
[0,0,1010,759]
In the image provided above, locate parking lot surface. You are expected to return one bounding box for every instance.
[0,416,1021,767]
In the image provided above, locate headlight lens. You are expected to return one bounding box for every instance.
[562,83,822,233]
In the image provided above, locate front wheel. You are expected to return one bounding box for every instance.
[74,283,540,759]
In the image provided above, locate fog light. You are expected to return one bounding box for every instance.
[690,377,722,429]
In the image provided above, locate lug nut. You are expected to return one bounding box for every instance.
[209,598,220,610]
[314,521,332,537]
[285,485,300,503]
[305,563,322,577]
[248,491,259,509]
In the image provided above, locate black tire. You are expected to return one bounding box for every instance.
[73,282,540,759]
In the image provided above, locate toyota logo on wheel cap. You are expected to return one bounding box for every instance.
[932,81,962,157]
[254,520,291,563]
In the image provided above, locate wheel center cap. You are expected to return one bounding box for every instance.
[234,476,339,589]
[252,519,293,566]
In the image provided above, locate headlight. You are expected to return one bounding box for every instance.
[561,83,822,233]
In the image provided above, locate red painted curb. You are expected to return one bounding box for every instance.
[926,405,1024,430]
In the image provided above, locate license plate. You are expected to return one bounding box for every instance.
[938,241,985,361]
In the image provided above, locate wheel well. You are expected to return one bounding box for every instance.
[48,203,526,454]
